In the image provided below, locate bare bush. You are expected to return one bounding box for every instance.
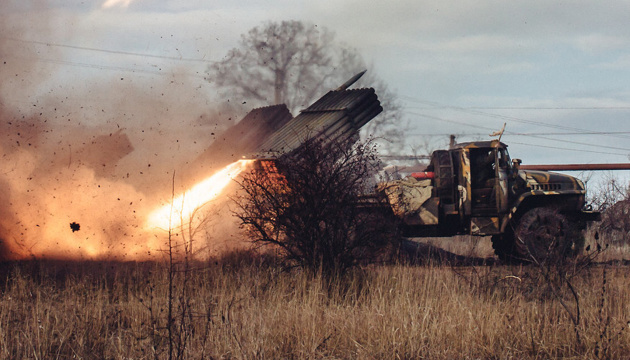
[589,175,630,247]
[234,137,399,276]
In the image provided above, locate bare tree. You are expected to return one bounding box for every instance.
[589,173,629,212]
[590,174,630,246]
[207,20,407,152]
[233,137,399,276]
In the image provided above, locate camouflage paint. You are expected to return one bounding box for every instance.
[459,149,472,215]
[522,170,585,192]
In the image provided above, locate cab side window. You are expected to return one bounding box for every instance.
[497,148,511,170]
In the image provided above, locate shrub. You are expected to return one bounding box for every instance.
[234,137,397,276]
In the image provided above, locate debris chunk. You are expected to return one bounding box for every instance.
[70,222,80,232]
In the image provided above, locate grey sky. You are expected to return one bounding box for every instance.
[3,0,630,175]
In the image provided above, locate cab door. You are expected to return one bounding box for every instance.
[495,147,510,215]
[469,147,497,215]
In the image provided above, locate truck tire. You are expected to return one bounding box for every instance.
[492,207,584,263]
[491,231,517,263]
[512,207,582,264]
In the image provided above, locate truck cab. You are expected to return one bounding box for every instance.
[430,140,591,236]
[455,141,512,234]
[426,140,515,236]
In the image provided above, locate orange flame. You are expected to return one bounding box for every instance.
[147,160,253,230]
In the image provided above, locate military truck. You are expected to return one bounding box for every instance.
[219,71,602,263]
[377,139,600,262]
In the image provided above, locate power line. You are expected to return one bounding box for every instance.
[508,133,630,152]
[507,141,628,157]
[467,106,630,110]
[405,112,630,152]
[403,104,630,111]
[37,57,163,76]
[4,37,216,64]
[383,143,628,159]
[401,96,630,110]
[408,111,494,132]
[408,131,630,137]
[402,96,630,140]
[407,111,630,156]
[8,55,209,80]
[2,37,216,80]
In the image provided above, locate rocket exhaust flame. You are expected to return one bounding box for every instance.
[147,160,253,230]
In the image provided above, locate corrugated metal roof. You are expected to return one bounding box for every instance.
[255,88,382,156]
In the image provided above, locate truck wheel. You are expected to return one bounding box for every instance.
[491,232,517,263]
[512,207,582,264]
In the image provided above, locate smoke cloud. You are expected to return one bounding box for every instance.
[0,2,240,260]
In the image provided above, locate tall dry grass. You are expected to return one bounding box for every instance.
[0,256,628,359]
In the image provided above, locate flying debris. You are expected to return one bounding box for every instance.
[180,104,293,184]
[70,222,80,232]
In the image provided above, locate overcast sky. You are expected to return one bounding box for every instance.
[3,0,630,181]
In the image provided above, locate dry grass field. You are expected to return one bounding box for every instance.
[1,252,629,360]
